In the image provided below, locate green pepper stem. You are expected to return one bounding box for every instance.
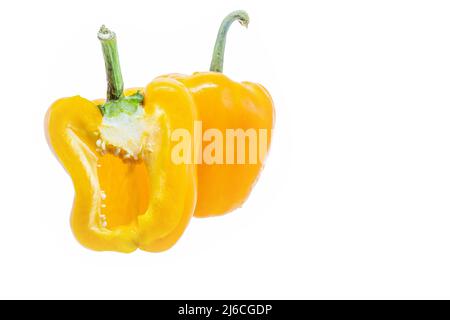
[209,10,250,73]
[98,25,124,101]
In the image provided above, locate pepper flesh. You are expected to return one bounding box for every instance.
[163,73,273,217]
[159,11,274,217]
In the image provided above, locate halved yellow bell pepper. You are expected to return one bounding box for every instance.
[45,26,197,253]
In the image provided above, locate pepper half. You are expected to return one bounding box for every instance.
[160,11,275,217]
[45,26,197,252]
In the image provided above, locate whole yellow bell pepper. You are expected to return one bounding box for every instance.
[161,11,275,217]
[45,26,197,253]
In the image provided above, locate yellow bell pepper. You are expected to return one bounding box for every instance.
[45,26,197,253]
[161,11,275,217]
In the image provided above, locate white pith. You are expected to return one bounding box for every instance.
[98,107,153,160]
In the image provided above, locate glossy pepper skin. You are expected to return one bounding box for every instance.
[162,11,274,217]
[45,27,197,252]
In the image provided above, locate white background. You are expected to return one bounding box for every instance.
[1,0,450,299]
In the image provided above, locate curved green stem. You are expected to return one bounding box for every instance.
[98,25,124,101]
[209,10,249,73]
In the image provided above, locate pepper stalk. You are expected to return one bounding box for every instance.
[98,25,124,101]
[209,10,250,73]
[97,25,143,117]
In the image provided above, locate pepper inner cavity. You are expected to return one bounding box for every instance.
[97,152,150,229]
